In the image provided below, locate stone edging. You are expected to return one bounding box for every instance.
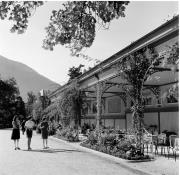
[49,136,160,175]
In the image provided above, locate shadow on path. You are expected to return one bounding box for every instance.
[21,148,83,154]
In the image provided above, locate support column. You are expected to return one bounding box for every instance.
[96,82,102,131]
[149,86,161,133]
[158,112,161,134]
[125,113,127,131]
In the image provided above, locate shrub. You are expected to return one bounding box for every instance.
[56,127,79,142]
[49,121,61,136]
[87,131,98,145]
[116,139,132,153]
[81,128,153,160]
[81,123,96,135]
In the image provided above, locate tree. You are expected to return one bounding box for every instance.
[26,91,37,116]
[42,101,61,122]
[0,77,20,127]
[0,77,19,105]
[59,81,83,130]
[117,47,161,154]
[27,91,37,104]
[43,1,129,55]
[32,94,43,123]
[32,92,51,123]
[166,42,179,65]
[117,43,179,154]
[0,1,43,34]
[15,96,26,119]
[0,1,129,55]
[68,64,84,81]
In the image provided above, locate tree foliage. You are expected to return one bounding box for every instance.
[59,82,83,128]
[119,48,160,100]
[117,48,161,153]
[15,96,26,117]
[117,42,179,153]
[42,101,61,120]
[166,42,179,65]
[0,1,43,34]
[26,91,37,116]
[0,77,20,127]
[32,95,43,123]
[43,1,129,55]
[68,64,84,81]
[0,77,19,109]
[27,91,37,104]
[0,1,129,56]
[32,92,50,123]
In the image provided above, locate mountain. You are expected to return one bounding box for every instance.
[0,55,60,101]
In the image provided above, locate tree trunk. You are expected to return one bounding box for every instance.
[132,85,144,155]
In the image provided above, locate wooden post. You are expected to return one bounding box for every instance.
[158,112,161,134]
[96,82,102,131]
[125,113,127,131]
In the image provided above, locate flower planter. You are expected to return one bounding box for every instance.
[127,158,154,162]
[126,155,154,162]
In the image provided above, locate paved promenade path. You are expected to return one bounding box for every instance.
[0,129,145,175]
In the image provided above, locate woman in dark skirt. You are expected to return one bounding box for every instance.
[40,117,49,149]
[11,115,21,150]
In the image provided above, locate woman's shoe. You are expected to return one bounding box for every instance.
[17,147,20,150]
[14,147,17,150]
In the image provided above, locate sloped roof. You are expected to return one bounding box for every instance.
[49,15,179,98]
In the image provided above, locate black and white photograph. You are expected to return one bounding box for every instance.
[0,1,179,175]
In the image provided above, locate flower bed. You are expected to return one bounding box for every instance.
[55,127,79,142]
[80,129,154,161]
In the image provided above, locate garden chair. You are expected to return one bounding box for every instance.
[143,133,153,154]
[125,134,136,140]
[142,128,154,154]
[154,133,167,156]
[168,135,179,161]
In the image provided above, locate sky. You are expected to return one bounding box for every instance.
[0,1,178,85]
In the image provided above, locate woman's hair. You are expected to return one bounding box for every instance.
[13,115,19,122]
[27,116,32,120]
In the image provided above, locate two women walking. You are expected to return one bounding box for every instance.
[11,115,49,150]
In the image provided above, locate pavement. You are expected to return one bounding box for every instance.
[51,135,179,175]
[0,129,178,175]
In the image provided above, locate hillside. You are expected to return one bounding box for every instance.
[0,55,60,101]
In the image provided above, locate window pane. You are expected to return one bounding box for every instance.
[108,98,121,113]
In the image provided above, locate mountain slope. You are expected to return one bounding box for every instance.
[0,55,60,101]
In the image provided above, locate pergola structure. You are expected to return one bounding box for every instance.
[48,15,179,135]
[80,65,178,132]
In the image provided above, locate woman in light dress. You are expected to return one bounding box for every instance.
[25,117,35,150]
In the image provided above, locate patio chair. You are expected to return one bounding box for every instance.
[154,133,167,156]
[168,135,179,161]
[125,134,136,143]
[143,133,153,154]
